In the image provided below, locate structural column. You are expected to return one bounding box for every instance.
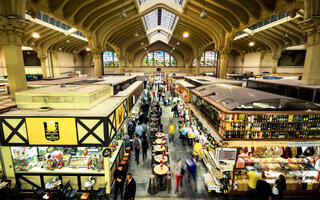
[0,17,29,98]
[92,48,103,77]
[118,57,123,73]
[196,56,201,76]
[218,52,228,79]
[37,55,48,79]
[271,55,280,74]
[300,20,320,85]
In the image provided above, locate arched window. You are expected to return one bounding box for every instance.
[192,51,218,67]
[103,51,119,67]
[142,51,176,67]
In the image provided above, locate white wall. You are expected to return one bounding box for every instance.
[227,51,303,75]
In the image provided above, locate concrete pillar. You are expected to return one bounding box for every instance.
[128,60,133,72]
[185,60,191,73]
[271,55,280,74]
[218,52,228,78]
[240,53,245,74]
[92,48,103,77]
[0,17,29,99]
[300,21,320,85]
[37,55,48,79]
[196,56,201,76]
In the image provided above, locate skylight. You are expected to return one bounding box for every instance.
[143,8,177,31]
[139,0,183,5]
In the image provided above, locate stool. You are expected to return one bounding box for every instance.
[151,153,155,167]
[125,147,131,153]
[147,174,157,195]
[165,175,171,193]
[164,144,168,151]
[123,157,128,161]
[80,193,90,200]
[165,152,170,163]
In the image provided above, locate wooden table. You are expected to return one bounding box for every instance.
[156,133,166,138]
[155,139,166,145]
[154,165,169,191]
[154,155,168,163]
[154,145,165,152]
[154,145,166,152]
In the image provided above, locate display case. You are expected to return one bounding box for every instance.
[233,146,320,194]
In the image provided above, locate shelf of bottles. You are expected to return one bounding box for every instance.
[221,114,320,139]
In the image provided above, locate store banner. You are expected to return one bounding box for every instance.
[116,103,125,129]
[26,118,78,145]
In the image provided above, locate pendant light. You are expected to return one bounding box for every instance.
[120,0,126,19]
[140,41,144,46]
[134,32,139,37]
[200,0,207,19]
[177,41,180,45]
[120,9,127,19]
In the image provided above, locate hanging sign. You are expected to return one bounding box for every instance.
[288,142,320,147]
[26,118,77,145]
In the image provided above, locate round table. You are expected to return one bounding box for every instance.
[154,145,165,152]
[156,133,166,138]
[154,165,169,191]
[45,178,61,190]
[154,155,168,163]
[83,178,96,190]
[155,139,166,145]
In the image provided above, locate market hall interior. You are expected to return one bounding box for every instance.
[0,0,320,200]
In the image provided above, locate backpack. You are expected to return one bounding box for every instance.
[134,139,140,149]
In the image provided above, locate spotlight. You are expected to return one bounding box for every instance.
[134,32,139,37]
[66,39,70,43]
[58,47,62,51]
[177,41,180,45]
[31,42,35,46]
[32,32,40,38]
[183,32,189,38]
[73,50,76,54]
[86,47,90,51]
[249,41,255,46]
[141,42,144,46]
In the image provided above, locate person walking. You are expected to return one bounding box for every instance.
[141,136,149,162]
[174,158,186,193]
[192,139,202,161]
[247,170,260,200]
[186,154,198,192]
[168,121,175,143]
[124,173,136,200]
[133,134,142,165]
[135,123,143,138]
[113,165,126,200]
[123,133,130,149]
[256,173,272,200]
[181,124,187,145]
[171,103,178,118]
[273,174,286,200]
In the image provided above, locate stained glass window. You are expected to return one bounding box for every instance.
[192,51,217,67]
[142,51,176,67]
[103,51,120,67]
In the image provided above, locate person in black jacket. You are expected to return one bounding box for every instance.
[273,174,286,200]
[256,173,272,200]
[124,173,136,200]
[141,136,149,161]
[113,165,126,200]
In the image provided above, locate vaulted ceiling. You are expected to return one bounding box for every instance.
[24,0,305,59]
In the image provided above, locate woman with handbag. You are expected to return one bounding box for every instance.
[272,174,286,200]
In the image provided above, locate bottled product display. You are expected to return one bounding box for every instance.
[190,94,320,140]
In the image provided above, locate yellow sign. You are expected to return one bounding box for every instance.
[116,103,125,130]
[26,118,77,145]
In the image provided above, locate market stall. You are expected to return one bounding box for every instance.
[188,83,320,195]
[185,76,243,87]
[174,80,195,102]
[0,85,128,194]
